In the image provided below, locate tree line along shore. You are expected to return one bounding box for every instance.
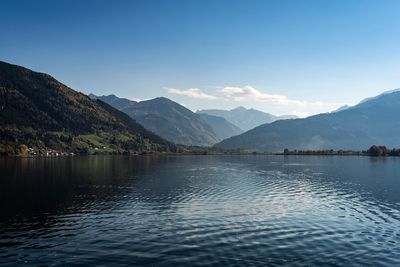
[280,146,400,157]
[0,143,251,157]
[2,143,400,157]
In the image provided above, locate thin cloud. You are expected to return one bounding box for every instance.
[292,110,311,118]
[165,87,217,100]
[220,86,326,107]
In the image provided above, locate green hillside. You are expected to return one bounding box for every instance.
[0,61,174,155]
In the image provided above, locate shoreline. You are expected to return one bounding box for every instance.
[2,153,399,158]
[2,145,398,158]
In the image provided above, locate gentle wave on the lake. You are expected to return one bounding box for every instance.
[1,156,400,266]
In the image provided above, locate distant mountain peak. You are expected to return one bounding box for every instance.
[88,93,98,99]
[231,106,247,111]
[198,107,296,131]
[92,94,137,111]
[359,88,400,105]
[153,96,167,100]
[97,94,224,146]
[382,88,400,95]
[151,96,174,102]
[331,104,350,113]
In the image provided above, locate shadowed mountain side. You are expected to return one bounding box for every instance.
[97,95,218,146]
[197,113,243,140]
[215,90,400,152]
[96,95,243,146]
[0,61,173,154]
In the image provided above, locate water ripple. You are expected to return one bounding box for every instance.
[1,156,400,266]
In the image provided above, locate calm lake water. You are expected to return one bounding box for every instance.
[1,155,400,266]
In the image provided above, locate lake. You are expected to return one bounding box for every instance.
[1,155,400,266]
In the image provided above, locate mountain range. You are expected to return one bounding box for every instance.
[92,94,242,146]
[2,60,400,155]
[197,107,297,131]
[216,90,400,152]
[0,61,173,155]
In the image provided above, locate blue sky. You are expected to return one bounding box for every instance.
[1,0,400,116]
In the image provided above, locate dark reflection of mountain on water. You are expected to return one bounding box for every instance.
[1,155,400,266]
[0,156,171,218]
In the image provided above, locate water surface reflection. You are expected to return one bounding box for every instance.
[1,155,400,266]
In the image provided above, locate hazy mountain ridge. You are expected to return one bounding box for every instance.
[215,91,400,152]
[89,93,136,110]
[197,107,297,131]
[0,61,173,154]
[122,97,219,146]
[95,95,243,146]
[197,113,243,140]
